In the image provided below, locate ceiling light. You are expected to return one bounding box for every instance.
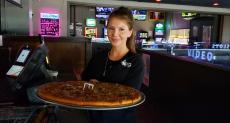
[213,0,220,6]
[155,0,162,2]
[213,2,219,6]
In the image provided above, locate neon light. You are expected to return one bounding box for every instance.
[39,8,61,37]
[188,49,214,62]
[40,13,59,19]
[212,44,230,49]
[207,52,213,61]
[182,12,198,17]
[156,23,164,29]
[86,18,96,27]
[40,12,60,36]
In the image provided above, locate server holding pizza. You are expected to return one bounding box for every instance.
[82,7,144,123]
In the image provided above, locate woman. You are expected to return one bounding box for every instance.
[82,7,144,123]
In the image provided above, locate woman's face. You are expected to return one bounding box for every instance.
[107,17,132,48]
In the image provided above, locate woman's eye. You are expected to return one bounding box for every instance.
[119,28,125,31]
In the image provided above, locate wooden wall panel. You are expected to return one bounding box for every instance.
[2,36,91,80]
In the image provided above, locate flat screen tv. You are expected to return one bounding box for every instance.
[182,12,199,20]
[149,11,165,21]
[96,7,114,19]
[155,30,164,36]
[138,32,148,39]
[132,10,147,21]
[86,18,96,27]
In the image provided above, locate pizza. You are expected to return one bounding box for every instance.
[37,81,142,107]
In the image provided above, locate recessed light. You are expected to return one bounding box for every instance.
[213,2,219,6]
[155,0,162,2]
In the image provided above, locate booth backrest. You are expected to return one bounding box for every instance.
[144,50,230,102]
[2,36,91,81]
[0,46,12,78]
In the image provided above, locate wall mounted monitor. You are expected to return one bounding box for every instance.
[138,32,148,39]
[155,30,164,36]
[96,7,114,19]
[149,11,165,21]
[182,12,199,20]
[155,22,164,30]
[132,10,147,21]
[154,22,165,36]
[86,18,96,27]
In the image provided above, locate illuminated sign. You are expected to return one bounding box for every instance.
[155,23,164,30]
[132,10,147,21]
[212,44,230,49]
[139,32,148,38]
[155,22,164,36]
[96,7,114,19]
[155,30,164,36]
[182,12,197,17]
[40,13,59,19]
[86,18,96,27]
[40,13,60,36]
[188,49,215,62]
[182,12,199,20]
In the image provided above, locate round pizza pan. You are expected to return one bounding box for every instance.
[34,89,146,110]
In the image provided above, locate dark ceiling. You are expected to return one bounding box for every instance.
[122,0,230,8]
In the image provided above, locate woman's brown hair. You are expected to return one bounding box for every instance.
[107,7,136,53]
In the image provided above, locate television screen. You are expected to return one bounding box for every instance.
[96,7,114,19]
[132,10,147,21]
[155,22,164,30]
[149,11,165,20]
[139,32,148,38]
[155,30,164,36]
[86,18,96,27]
[182,12,199,20]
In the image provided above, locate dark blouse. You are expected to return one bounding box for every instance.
[81,49,144,123]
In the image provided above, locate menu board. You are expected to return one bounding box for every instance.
[40,13,60,36]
